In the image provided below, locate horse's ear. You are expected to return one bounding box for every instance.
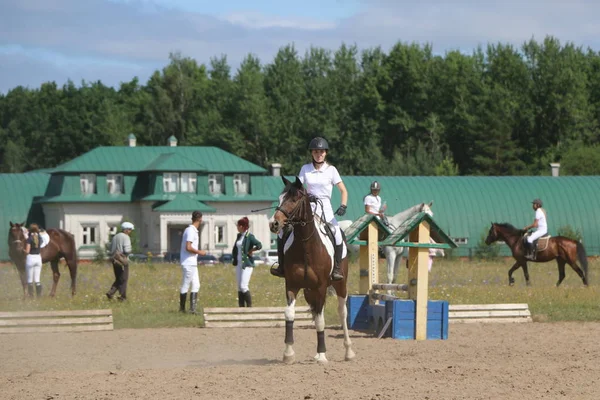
[281,176,291,186]
[428,201,433,206]
[9,221,14,227]
[293,176,303,188]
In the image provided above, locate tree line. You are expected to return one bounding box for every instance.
[1,35,600,176]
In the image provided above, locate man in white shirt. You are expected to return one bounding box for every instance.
[523,198,548,260]
[179,211,207,314]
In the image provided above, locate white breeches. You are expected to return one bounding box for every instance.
[180,264,200,293]
[428,257,433,272]
[236,264,253,293]
[26,254,43,284]
[527,228,548,243]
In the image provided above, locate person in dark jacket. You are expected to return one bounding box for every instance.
[232,217,262,307]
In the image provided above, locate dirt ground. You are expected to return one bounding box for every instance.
[1,322,599,400]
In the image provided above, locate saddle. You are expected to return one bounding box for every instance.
[523,233,551,260]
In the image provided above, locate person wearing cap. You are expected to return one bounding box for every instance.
[231,217,262,307]
[523,198,548,260]
[179,210,208,314]
[106,221,134,301]
[270,136,348,281]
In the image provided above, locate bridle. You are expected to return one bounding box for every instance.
[275,190,318,241]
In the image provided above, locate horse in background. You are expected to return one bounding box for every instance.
[339,201,434,285]
[269,176,355,364]
[485,222,588,287]
[8,222,78,297]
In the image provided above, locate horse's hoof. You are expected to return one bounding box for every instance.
[313,353,328,364]
[345,349,356,361]
[283,354,295,364]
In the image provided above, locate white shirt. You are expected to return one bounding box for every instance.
[535,208,547,232]
[235,234,244,266]
[364,194,382,215]
[180,225,199,266]
[298,162,342,223]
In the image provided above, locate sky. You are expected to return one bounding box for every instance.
[1,0,600,93]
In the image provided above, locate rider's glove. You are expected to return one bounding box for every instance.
[335,205,347,216]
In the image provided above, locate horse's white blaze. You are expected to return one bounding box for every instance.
[283,231,294,254]
[284,298,296,321]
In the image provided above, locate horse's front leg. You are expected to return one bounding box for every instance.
[313,304,328,364]
[283,289,298,364]
[521,262,531,286]
[508,261,521,286]
[49,260,60,297]
[337,295,355,361]
[18,265,27,299]
[66,257,78,296]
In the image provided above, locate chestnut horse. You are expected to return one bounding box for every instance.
[269,176,355,364]
[485,222,588,287]
[8,222,78,297]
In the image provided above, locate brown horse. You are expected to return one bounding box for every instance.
[485,222,588,287]
[8,222,78,297]
[269,176,355,364]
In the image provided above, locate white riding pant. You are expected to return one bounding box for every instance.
[277,218,342,245]
[527,228,548,243]
[180,264,200,293]
[236,264,253,293]
[26,254,43,284]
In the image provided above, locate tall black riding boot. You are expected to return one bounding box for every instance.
[244,291,252,307]
[35,284,42,298]
[331,244,344,281]
[27,283,34,298]
[189,292,198,314]
[179,293,187,312]
[238,291,245,307]
[270,237,285,278]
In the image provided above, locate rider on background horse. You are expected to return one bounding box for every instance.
[270,136,348,281]
[523,198,548,260]
[364,180,390,227]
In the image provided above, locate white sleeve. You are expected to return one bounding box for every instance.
[330,166,342,186]
[364,195,376,207]
[298,165,307,185]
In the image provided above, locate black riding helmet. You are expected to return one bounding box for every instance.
[308,137,329,151]
[532,198,543,207]
[371,181,381,191]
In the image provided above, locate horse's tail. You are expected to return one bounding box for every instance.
[576,241,589,282]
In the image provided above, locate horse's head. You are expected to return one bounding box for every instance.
[485,222,499,245]
[8,221,27,252]
[269,176,311,234]
[421,201,434,217]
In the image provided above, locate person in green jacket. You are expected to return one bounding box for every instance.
[232,217,262,307]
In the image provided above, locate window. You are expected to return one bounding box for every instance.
[82,226,97,245]
[452,237,468,245]
[163,173,179,193]
[233,174,250,195]
[180,173,197,193]
[80,174,96,195]
[107,174,124,194]
[214,225,226,246]
[208,174,224,195]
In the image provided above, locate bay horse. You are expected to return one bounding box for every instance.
[269,176,355,364]
[8,222,78,297]
[485,222,588,287]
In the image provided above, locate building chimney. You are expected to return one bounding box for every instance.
[550,162,560,177]
[271,163,282,177]
[168,135,177,147]
[128,133,136,147]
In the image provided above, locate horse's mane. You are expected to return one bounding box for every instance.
[494,222,524,235]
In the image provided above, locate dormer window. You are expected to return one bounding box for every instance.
[163,173,179,193]
[107,174,124,194]
[233,174,250,195]
[80,174,96,195]
[180,173,197,193]
[208,174,224,195]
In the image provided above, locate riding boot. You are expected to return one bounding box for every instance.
[244,291,252,307]
[331,244,344,281]
[270,237,285,278]
[179,293,187,312]
[35,284,42,298]
[27,283,34,298]
[189,292,198,314]
[525,240,534,260]
[238,291,245,307]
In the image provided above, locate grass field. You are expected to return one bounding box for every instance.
[1,257,598,329]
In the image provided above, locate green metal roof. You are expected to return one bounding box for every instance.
[143,153,207,172]
[0,173,50,260]
[152,195,216,213]
[37,194,134,203]
[52,146,267,174]
[344,213,392,244]
[380,212,457,248]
